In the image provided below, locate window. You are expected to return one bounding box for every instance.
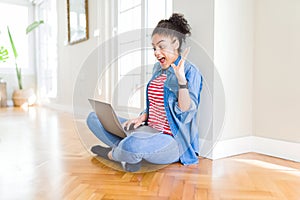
[0,2,31,72]
[111,0,172,116]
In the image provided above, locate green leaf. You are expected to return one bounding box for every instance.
[15,63,23,90]
[0,46,9,62]
[26,20,44,34]
[7,26,18,59]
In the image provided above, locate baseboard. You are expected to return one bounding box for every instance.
[211,136,300,162]
[253,137,300,162]
[209,136,254,160]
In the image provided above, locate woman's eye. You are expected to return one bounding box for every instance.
[159,45,166,49]
[153,47,156,51]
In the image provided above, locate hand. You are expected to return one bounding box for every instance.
[171,47,190,84]
[122,113,147,130]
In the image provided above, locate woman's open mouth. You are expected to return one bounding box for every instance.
[158,57,166,64]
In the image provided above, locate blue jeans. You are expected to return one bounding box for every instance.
[86,112,180,164]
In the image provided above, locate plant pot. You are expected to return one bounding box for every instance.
[12,88,36,107]
[0,82,7,107]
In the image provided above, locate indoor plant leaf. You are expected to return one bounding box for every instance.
[7,26,22,89]
[26,20,44,34]
[7,26,18,59]
[0,46,9,63]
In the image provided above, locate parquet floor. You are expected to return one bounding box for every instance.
[0,106,299,200]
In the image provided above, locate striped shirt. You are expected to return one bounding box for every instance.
[147,74,172,136]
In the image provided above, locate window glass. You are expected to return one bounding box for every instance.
[0,2,29,70]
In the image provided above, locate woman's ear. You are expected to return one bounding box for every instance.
[172,38,180,50]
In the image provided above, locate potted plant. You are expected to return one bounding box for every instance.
[6,20,43,107]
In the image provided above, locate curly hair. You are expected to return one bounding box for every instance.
[152,13,191,52]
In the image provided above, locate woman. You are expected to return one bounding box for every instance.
[87,13,203,172]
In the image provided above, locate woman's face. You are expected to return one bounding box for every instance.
[152,34,179,69]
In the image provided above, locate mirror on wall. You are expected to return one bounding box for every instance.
[67,0,89,45]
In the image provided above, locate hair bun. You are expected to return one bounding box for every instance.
[169,13,191,36]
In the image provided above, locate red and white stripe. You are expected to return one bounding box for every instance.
[147,74,172,135]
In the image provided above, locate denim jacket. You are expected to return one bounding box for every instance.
[143,56,203,165]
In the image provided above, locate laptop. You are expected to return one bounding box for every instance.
[88,98,160,138]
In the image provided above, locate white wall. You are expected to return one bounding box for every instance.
[254,0,300,142]
[173,0,215,58]
[212,0,300,159]
[174,0,254,143]
[214,0,254,140]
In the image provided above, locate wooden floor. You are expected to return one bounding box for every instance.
[0,106,299,200]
